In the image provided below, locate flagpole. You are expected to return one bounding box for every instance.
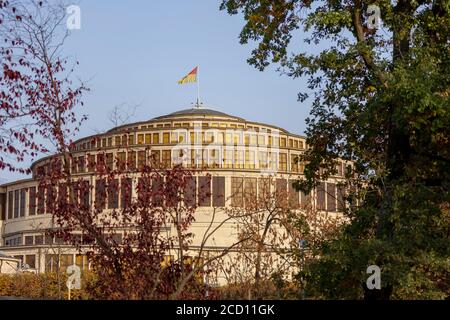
[196,66,200,108]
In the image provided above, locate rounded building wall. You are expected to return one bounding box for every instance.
[0,107,349,273]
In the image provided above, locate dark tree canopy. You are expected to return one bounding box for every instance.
[221,0,450,299]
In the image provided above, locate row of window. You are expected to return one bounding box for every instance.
[14,253,198,272]
[230,178,345,211]
[35,150,309,177]
[5,176,344,221]
[45,254,90,272]
[74,128,306,152]
[5,176,225,219]
[13,254,37,269]
[4,232,123,248]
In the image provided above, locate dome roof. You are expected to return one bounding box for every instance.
[154,107,243,121]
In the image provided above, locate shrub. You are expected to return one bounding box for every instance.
[0,272,95,300]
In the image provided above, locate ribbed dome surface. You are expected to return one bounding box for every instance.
[154,107,242,120]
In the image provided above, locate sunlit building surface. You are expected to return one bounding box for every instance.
[0,107,347,274]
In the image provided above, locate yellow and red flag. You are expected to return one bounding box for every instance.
[177,67,198,84]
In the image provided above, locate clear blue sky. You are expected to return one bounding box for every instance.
[2,0,311,183]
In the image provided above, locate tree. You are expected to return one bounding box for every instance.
[0,0,87,173]
[221,0,450,299]
[216,177,343,299]
[43,157,253,299]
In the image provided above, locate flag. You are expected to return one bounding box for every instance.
[177,67,198,84]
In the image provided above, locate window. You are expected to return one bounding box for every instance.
[128,134,135,145]
[206,132,214,143]
[128,151,136,170]
[184,177,196,207]
[258,135,266,146]
[25,235,34,245]
[198,176,211,207]
[71,157,78,174]
[150,150,161,167]
[231,177,243,207]
[244,178,257,206]
[224,149,233,169]
[289,180,299,209]
[57,184,67,209]
[145,133,151,144]
[209,149,220,168]
[6,236,22,246]
[281,138,287,147]
[108,137,112,147]
[96,153,105,171]
[225,133,232,145]
[29,187,36,216]
[45,255,59,272]
[299,161,305,174]
[76,254,90,270]
[45,234,53,245]
[115,136,121,146]
[153,133,160,144]
[138,151,146,169]
[59,254,73,273]
[258,178,271,202]
[250,134,258,146]
[171,132,178,143]
[245,151,256,169]
[279,153,288,171]
[87,155,96,172]
[163,133,170,144]
[8,191,13,219]
[106,153,114,171]
[234,150,244,169]
[25,255,36,269]
[121,178,132,208]
[46,186,56,213]
[217,132,224,144]
[20,189,26,217]
[316,182,326,210]
[327,183,336,212]
[259,152,268,170]
[79,181,90,208]
[14,190,19,218]
[111,233,123,245]
[77,156,85,173]
[137,134,144,144]
[162,150,171,168]
[337,185,346,211]
[108,179,119,209]
[233,133,241,145]
[152,176,163,207]
[95,179,106,210]
[137,177,152,204]
[117,152,126,170]
[337,162,343,176]
[291,155,299,172]
[276,179,287,207]
[34,235,43,245]
[0,194,5,220]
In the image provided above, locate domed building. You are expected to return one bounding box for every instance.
[0,106,348,274]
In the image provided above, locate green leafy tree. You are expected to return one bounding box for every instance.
[221,0,450,299]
